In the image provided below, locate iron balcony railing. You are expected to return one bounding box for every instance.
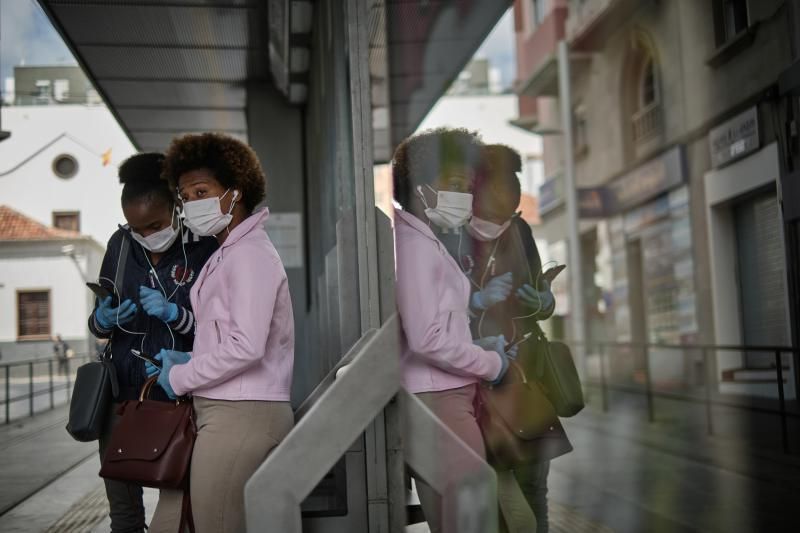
[1,354,91,424]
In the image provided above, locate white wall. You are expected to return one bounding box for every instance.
[0,240,100,347]
[0,105,136,245]
[416,94,544,194]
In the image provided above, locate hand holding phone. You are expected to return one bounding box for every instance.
[131,349,162,369]
[87,282,122,308]
[504,332,533,353]
[541,264,566,284]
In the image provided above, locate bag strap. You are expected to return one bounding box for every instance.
[114,235,130,298]
[180,489,195,533]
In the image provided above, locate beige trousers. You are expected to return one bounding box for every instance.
[412,385,487,533]
[149,397,294,533]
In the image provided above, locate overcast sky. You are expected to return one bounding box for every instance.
[0,2,515,92]
[0,0,76,86]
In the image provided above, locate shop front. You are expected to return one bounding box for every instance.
[704,106,794,399]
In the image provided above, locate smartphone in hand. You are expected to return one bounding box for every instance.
[541,264,566,284]
[86,282,120,307]
[131,349,162,369]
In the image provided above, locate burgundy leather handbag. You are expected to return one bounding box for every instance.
[99,376,196,490]
[477,360,572,470]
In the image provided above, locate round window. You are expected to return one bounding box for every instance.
[53,154,78,179]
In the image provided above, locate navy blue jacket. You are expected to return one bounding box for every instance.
[88,227,217,400]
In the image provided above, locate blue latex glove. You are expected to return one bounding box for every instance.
[516,281,555,314]
[149,349,191,399]
[95,297,137,329]
[476,335,517,386]
[471,272,513,311]
[139,286,179,323]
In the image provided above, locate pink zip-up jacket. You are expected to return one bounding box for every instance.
[169,208,294,401]
[394,209,502,394]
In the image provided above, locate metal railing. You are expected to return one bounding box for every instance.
[1,353,91,424]
[632,101,662,142]
[244,314,499,533]
[573,340,799,453]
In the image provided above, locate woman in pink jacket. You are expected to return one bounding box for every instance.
[392,128,515,533]
[147,133,294,533]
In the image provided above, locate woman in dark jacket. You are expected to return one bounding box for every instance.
[448,144,572,533]
[87,152,217,533]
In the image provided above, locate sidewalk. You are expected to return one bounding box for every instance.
[0,405,95,516]
[548,390,800,532]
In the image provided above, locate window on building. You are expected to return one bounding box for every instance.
[713,0,749,46]
[54,79,70,102]
[640,59,657,108]
[531,0,549,28]
[52,154,79,179]
[17,290,51,339]
[34,80,52,103]
[53,211,80,232]
[573,105,589,156]
[626,38,662,144]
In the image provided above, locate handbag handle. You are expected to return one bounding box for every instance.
[139,375,186,405]
[139,375,159,402]
[487,360,528,390]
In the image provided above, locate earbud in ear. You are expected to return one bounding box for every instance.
[233,190,240,200]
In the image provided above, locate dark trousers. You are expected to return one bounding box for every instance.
[514,461,551,533]
[99,405,146,533]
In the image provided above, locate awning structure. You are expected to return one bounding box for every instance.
[381,0,512,156]
[40,0,511,158]
[40,0,266,153]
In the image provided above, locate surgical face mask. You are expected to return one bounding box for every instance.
[182,189,238,237]
[131,211,179,253]
[466,215,512,242]
[416,185,473,230]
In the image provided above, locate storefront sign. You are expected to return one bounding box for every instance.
[709,106,759,168]
[539,173,565,215]
[577,187,609,218]
[606,145,686,213]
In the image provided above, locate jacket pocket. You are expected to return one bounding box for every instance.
[214,320,222,344]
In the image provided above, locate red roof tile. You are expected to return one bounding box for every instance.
[0,205,81,241]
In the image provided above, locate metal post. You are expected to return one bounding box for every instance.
[557,40,587,377]
[643,344,654,423]
[703,348,714,436]
[65,358,71,402]
[28,362,34,417]
[4,366,9,424]
[48,360,54,409]
[775,350,790,454]
[599,344,609,412]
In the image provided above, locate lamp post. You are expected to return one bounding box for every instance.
[557,40,587,376]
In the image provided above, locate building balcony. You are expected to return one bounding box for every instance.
[514,6,569,98]
[632,101,662,143]
[566,0,641,51]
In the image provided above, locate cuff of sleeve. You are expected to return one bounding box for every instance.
[92,313,112,334]
[168,360,190,397]
[470,292,486,312]
[169,307,194,335]
[489,353,508,386]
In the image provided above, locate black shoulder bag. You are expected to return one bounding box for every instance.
[66,237,128,441]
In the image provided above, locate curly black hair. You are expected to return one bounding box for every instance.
[391,127,483,208]
[473,144,522,219]
[161,133,266,212]
[119,152,172,207]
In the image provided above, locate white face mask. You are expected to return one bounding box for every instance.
[131,211,179,253]
[182,189,238,237]
[466,215,512,242]
[416,185,473,230]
